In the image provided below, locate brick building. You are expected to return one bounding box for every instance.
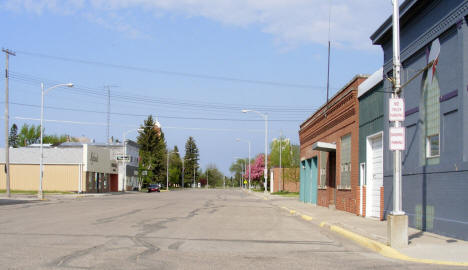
[299,75,367,214]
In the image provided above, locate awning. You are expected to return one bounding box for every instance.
[312,142,336,152]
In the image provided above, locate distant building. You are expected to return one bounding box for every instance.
[0,144,118,193]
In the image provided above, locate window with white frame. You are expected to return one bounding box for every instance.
[340,134,351,189]
[420,61,440,164]
[426,134,440,158]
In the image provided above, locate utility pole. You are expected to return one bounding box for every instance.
[104,85,118,144]
[388,0,408,248]
[206,168,209,188]
[3,48,15,198]
[279,130,282,192]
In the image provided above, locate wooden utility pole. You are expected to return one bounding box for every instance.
[3,48,15,198]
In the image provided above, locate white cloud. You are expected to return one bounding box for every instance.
[2,0,392,50]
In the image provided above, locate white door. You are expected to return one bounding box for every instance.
[366,134,383,218]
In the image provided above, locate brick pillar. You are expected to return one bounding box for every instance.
[362,186,366,217]
[380,186,385,221]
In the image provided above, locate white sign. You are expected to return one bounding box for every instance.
[389,98,405,122]
[389,127,405,151]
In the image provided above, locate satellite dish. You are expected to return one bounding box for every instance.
[428,39,440,63]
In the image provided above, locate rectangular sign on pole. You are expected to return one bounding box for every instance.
[389,127,405,151]
[389,98,405,122]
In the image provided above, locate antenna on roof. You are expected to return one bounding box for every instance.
[325,0,332,117]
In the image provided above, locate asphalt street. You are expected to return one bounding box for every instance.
[0,189,461,269]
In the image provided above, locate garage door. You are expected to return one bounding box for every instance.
[367,134,383,218]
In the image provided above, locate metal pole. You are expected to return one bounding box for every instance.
[166,152,169,191]
[248,141,251,191]
[206,168,208,188]
[392,0,404,215]
[279,130,282,191]
[264,114,268,193]
[39,83,44,200]
[182,159,184,189]
[3,49,15,198]
[123,136,126,192]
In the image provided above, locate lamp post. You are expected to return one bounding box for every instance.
[166,151,179,191]
[122,128,143,192]
[39,82,73,200]
[233,157,245,188]
[242,109,268,193]
[236,139,251,191]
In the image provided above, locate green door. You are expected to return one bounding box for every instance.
[310,157,318,204]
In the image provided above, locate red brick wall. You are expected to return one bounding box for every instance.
[299,76,367,215]
[355,187,366,216]
[380,186,384,221]
[272,168,300,193]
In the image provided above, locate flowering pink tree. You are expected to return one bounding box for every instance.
[244,154,265,182]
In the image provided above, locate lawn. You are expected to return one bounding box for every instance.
[271,191,299,197]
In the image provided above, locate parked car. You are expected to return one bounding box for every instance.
[147,184,160,193]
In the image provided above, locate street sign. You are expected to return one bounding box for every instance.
[389,98,405,122]
[116,155,130,161]
[389,127,405,151]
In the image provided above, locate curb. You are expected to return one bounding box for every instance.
[279,206,468,267]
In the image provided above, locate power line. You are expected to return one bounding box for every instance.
[13,116,265,133]
[8,71,318,113]
[15,50,333,90]
[3,101,306,122]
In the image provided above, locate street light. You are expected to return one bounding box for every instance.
[39,82,73,200]
[121,128,144,192]
[236,138,251,191]
[242,109,268,193]
[166,150,179,191]
[233,156,245,189]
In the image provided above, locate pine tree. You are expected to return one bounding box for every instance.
[184,136,199,187]
[169,145,182,186]
[137,116,167,184]
[8,124,19,148]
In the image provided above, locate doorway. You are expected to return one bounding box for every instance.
[328,151,336,206]
[366,132,383,218]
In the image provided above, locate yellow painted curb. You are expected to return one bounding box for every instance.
[289,210,296,215]
[301,214,313,221]
[281,206,289,211]
[329,224,468,266]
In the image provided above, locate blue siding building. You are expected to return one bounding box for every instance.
[371,0,468,240]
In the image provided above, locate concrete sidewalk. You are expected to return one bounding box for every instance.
[248,191,468,267]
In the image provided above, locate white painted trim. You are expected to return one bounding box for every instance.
[365,131,384,218]
[358,68,383,98]
[359,162,366,216]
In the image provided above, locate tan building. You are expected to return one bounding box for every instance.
[0,144,118,193]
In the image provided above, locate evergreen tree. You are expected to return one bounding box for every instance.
[8,124,19,148]
[169,145,183,186]
[184,136,199,187]
[137,116,167,184]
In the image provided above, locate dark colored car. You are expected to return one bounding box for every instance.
[147,184,160,193]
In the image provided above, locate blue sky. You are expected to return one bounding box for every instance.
[0,0,392,175]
